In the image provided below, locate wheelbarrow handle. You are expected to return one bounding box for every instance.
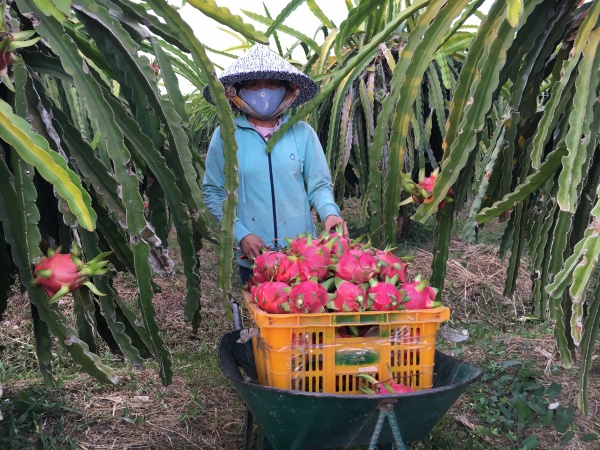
[232,298,243,331]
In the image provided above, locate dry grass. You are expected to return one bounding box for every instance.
[1,244,247,450]
[404,241,600,450]
[1,233,600,449]
[408,239,532,322]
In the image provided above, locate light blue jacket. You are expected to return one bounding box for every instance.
[202,114,340,268]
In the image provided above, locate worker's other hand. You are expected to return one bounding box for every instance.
[240,234,265,261]
[324,215,349,238]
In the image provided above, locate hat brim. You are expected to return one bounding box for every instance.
[203,70,317,109]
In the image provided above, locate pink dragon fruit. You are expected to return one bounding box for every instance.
[273,255,304,283]
[319,228,349,255]
[287,234,311,255]
[399,277,442,310]
[366,276,401,311]
[378,379,414,394]
[356,374,414,395]
[332,249,380,283]
[32,245,111,303]
[252,250,287,283]
[374,248,408,282]
[411,170,453,209]
[293,233,338,256]
[328,279,370,312]
[352,241,377,255]
[281,278,332,314]
[296,245,334,281]
[252,281,290,314]
[249,266,269,286]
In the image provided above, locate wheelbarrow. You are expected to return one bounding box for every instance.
[219,328,483,450]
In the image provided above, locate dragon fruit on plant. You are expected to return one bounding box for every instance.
[399,276,442,310]
[411,169,453,209]
[31,245,111,303]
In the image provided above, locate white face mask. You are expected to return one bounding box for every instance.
[238,85,286,118]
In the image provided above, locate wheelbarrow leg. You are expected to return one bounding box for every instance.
[243,409,254,450]
[244,412,274,450]
[368,402,408,450]
[234,300,265,450]
[257,430,274,450]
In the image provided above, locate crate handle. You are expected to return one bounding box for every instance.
[336,324,379,338]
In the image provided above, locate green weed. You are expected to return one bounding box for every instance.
[0,387,86,450]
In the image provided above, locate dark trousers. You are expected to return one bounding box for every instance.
[239,265,253,285]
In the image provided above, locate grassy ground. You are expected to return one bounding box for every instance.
[1,203,599,449]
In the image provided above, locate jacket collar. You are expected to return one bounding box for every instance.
[234,114,290,130]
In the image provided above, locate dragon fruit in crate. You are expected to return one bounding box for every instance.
[328,278,370,312]
[374,247,408,282]
[331,249,380,284]
[281,278,333,314]
[252,281,290,314]
[399,276,443,310]
[247,229,444,314]
[366,276,402,311]
[251,250,287,284]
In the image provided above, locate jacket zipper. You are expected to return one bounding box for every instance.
[248,126,279,248]
[267,152,278,247]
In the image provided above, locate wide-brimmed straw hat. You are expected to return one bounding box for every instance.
[203,44,318,108]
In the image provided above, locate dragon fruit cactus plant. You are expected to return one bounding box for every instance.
[31,244,111,303]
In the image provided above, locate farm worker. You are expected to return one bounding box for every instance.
[202,44,348,283]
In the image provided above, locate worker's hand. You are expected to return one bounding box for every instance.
[324,215,349,238]
[240,234,266,262]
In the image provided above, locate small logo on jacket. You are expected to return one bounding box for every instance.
[290,154,296,160]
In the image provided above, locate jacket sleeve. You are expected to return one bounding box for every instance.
[301,123,341,221]
[202,127,226,223]
[202,127,252,245]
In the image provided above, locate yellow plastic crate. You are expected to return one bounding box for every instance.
[242,290,450,394]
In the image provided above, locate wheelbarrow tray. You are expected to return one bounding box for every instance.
[219,330,483,450]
